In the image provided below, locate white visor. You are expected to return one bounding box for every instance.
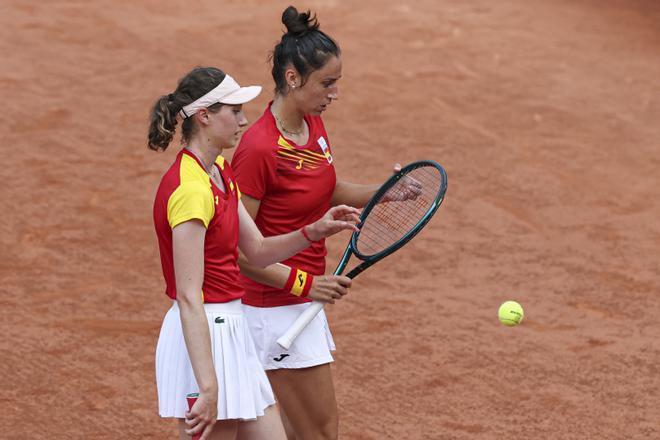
[179,74,262,119]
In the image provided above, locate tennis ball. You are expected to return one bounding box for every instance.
[498,301,524,326]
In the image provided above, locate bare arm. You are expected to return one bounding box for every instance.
[330,180,380,208]
[237,195,352,304]
[330,164,402,207]
[172,220,217,439]
[237,197,359,268]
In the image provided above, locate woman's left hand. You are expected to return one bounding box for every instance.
[382,162,423,203]
[305,205,361,241]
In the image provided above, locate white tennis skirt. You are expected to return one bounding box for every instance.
[155,300,275,420]
[243,302,336,371]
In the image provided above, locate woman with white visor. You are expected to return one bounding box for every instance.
[148,66,360,440]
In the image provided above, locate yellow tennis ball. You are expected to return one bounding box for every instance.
[498,301,524,326]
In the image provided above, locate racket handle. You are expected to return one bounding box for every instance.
[186,393,201,440]
[276,301,324,349]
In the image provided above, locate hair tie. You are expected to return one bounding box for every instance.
[167,93,175,102]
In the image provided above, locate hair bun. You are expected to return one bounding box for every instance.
[282,6,319,37]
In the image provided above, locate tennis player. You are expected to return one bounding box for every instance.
[231,7,398,439]
[148,66,360,440]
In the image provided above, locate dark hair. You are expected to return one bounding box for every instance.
[148,67,226,151]
[271,6,341,93]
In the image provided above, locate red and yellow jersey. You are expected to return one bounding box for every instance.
[232,105,337,307]
[153,149,244,303]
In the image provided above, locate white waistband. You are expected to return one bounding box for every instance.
[172,299,243,315]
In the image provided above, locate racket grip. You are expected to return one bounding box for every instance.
[276,301,325,349]
[186,393,201,440]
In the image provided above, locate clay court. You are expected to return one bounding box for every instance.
[1,0,659,438]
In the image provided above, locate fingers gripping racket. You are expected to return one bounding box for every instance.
[276,160,448,349]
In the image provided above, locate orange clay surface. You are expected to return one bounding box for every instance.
[1,1,659,438]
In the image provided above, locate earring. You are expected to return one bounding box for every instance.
[290,83,296,89]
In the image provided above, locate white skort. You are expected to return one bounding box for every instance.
[243,302,336,370]
[155,300,275,420]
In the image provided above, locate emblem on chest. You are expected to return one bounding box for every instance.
[276,136,333,171]
[317,136,333,164]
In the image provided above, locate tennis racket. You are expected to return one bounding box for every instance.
[276,160,448,349]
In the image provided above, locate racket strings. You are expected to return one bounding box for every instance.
[356,166,443,257]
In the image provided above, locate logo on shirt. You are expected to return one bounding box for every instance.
[317,136,333,164]
[276,137,326,171]
[273,354,290,362]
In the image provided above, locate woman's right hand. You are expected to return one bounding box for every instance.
[185,391,218,440]
[304,205,361,241]
[307,275,352,304]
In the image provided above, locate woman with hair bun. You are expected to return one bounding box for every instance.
[231,7,399,439]
[149,66,360,440]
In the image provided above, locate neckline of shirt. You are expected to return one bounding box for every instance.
[182,149,229,197]
[267,103,316,150]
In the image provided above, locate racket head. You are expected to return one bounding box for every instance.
[351,160,447,261]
